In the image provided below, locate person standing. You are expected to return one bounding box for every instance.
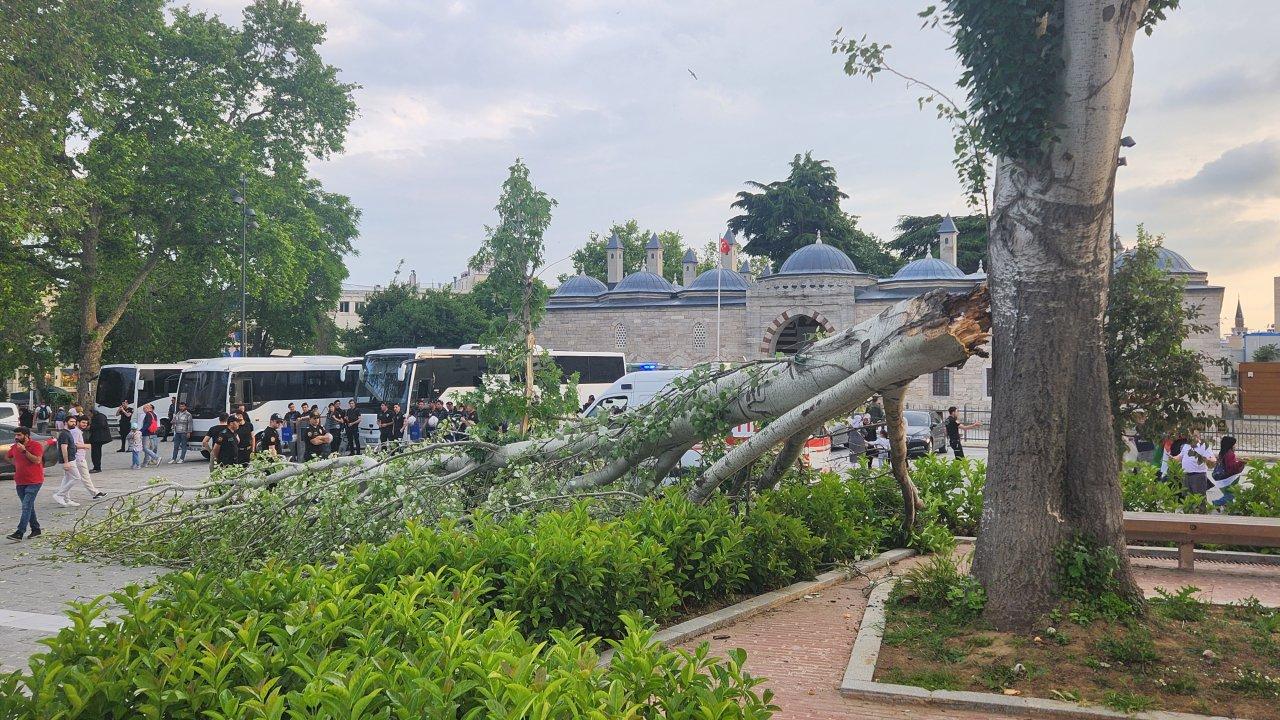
[300,414,332,461]
[1211,435,1246,508]
[71,416,104,499]
[54,406,67,432]
[52,422,87,507]
[211,416,247,468]
[117,400,133,452]
[88,407,111,472]
[6,427,45,541]
[324,402,343,454]
[945,406,980,460]
[867,395,885,426]
[256,414,284,457]
[344,399,362,455]
[376,402,393,446]
[1171,429,1216,504]
[234,414,255,464]
[138,403,160,467]
[34,401,52,434]
[390,403,406,443]
[235,403,253,434]
[128,426,144,469]
[169,402,193,463]
[203,413,230,469]
[18,405,34,428]
[283,403,300,424]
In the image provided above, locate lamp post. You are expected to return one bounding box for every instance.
[230,176,259,358]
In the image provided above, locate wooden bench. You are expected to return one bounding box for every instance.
[1124,511,1280,571]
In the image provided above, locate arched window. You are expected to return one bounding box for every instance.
[613,322,628,349]
[774,315,823,355]
[692,322,708,352]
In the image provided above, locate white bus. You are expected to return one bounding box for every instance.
[95,362,201,433]
[175,356,359,442]
[347,347,627,445]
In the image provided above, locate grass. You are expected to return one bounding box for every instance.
[1103,690,1156,714]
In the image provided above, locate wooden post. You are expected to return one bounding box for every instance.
[1177,542,1195,571]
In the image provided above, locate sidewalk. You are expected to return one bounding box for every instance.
[673,556,1280,720]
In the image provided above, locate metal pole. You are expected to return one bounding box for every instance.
[240,175,248,358]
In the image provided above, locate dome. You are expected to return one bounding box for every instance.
[890,257,966,282]
[1114,246,1199,274]
[611,270,676,294]
[553,274,607,298]
[777,241,859,275]
[685,268,750,292]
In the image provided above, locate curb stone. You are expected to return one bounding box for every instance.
[839,578,1247,720]
[598,547,916,667]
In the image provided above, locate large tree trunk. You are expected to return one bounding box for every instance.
[972,0,1146,629]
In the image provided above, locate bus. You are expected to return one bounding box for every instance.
[175,356,359,442]
[346,347,627,445]
[95,362,201,433]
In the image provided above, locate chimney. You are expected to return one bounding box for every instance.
[720,230,738,271]
[606,232,624,285]
[645,233,663,276]
[682,249,698,287]
[938,214,959,267]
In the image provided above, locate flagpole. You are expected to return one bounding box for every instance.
[716,253,722,363]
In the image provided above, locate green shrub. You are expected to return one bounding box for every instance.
[741,508,821,593]
[893,554,987,621]
[909,454,985,536]
[1151,585,1208,622]
[1094,627,1159,665]
[761,473,888,564]
[1120,461,1196,513]
[1230,460,1280,518]
[626,493,749,608]
[1054,536,1137,620]
[0,568,776,719]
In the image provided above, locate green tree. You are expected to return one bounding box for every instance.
[470,159,575,435]
[1252,345,1280,363]
[4,0,357,406]
[570,220,688,282]
[728,152,895,275]
[1106,227,1230,444]
[344,285,491,356]
[889,214,987,273]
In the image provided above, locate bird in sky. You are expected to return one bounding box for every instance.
[687,68,698,80]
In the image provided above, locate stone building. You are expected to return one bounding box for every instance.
[537,219,1226,412]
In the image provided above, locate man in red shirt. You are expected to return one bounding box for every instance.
[7,426,45,541]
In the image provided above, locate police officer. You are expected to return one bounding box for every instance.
[256,414,285,457]
[300,413,331,461]
[376,402,393,446]
[211,416,246,468]
[343,399,362,455]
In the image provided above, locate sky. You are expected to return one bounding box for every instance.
[192,0,1280,331]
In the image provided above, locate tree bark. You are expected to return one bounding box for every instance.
[882,387,922,533]
[972,0,1147,629]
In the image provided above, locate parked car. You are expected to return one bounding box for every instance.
[0,424,60,480]
[0,402,19,425]
[829,409,945,458]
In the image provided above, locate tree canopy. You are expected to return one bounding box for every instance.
[570,221,688,283]
[889,214,987,274]
[3,0,358,403]
[1106,226,1229,442]
[728,152,895,276]
[343,285,492,357]
[1251,345,1280,363]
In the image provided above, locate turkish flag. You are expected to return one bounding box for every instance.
[719,237,730,254]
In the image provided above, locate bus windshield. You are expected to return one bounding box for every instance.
[95,367,134,408]
[177,371,229,419]
[355,355,411,411]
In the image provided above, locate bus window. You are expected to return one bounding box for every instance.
[95,367,131,408]
[139,369,182,405]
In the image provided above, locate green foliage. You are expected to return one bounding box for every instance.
[570,219,689,283]
[343,283,491,356]
[1253,344,1280,362]
[627,494,749,608]
[1223,667,1280,699]
[909,453,985,536]
[1107,227,1230,443]
[882,667,961,691]
[889,214,987,273]
[1151,586,1208,622]
[1054,537,1137,621]
[1119,461,1201,514]
[0,567,776,719]
[741,508,822,593]
[1230,461,1280,517]
[759,472,890,565]
[1094,627,1159,666]
[894,555,987,622]
[727,152,896,275]
[1103,690,1158,714]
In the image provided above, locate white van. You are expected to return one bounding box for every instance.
[583,370,689,418]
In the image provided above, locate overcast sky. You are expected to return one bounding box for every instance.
[194,0,1280,331]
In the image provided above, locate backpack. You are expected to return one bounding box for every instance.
[148,415,159,433]
[36,405,50,420]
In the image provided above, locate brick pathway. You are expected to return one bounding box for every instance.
[674,556,1280,720]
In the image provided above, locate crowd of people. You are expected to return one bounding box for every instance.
[1131,418,1249,509]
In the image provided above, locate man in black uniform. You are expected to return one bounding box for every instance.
[945,406,980,459]
[256,414,284,457]
[300,414,331,461]
[343,399,362,455]
[283,403,300,424]
[375,402,393,446]
[211,416,246,468]
[235,403,254,433]
[233,414,255,464]
[390,403,406,443]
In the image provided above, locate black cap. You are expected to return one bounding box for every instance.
[269,413,283,422]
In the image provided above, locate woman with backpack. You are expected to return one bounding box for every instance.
[1210,436,1247,509]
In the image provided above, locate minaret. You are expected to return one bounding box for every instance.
[645,233,664,276]
[606,232,624,285]
[720,230,739,271]
[738,259,753,280]
[1234,298,1246,336]
[682,249,698,286]
[938,214,959,267]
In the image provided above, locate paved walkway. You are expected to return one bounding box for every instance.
[674,555,1280,720]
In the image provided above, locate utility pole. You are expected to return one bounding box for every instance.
[231,176,258,357]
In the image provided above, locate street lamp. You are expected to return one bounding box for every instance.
[232,177,259,358]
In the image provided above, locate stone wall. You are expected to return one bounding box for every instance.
[748,275,863,356]
[537,305,752,366]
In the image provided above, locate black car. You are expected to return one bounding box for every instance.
[0,424,60,480]
[829,410,946,458]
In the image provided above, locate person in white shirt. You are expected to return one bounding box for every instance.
[1171,428,1216,500]
[69,416,103,499]
[871,429,892,468]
